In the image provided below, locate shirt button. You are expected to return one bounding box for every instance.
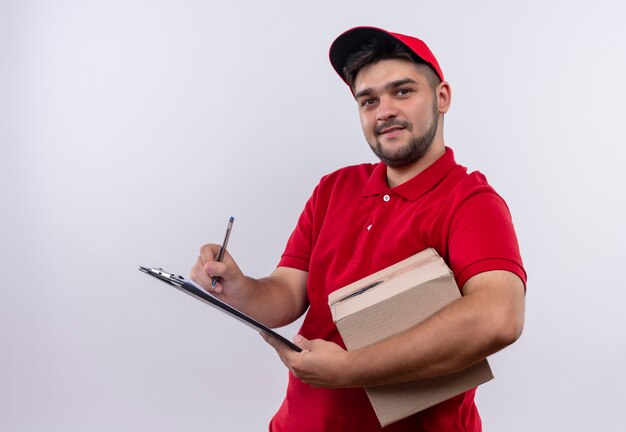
[383,194,390,202]
[367,224,372,231]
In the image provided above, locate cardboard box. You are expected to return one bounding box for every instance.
[328,248,493,427]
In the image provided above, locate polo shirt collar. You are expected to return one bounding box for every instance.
[362,147,458,201]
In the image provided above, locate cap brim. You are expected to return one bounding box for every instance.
[329,26,408,84]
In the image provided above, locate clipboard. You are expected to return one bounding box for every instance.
[139,266,302,352]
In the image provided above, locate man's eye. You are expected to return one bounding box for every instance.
[396,89,412,96]
[361,98,376,107]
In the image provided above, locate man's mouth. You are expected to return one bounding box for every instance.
[378,126,405,135]
[375,121,410,136]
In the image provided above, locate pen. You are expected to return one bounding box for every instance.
[212,216,234,288]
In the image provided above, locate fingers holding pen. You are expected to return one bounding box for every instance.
[191,217,237,294]
[191,243,245,294]
[203,259,229,293]
[190,243,221,291]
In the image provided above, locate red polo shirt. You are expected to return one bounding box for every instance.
[271,148,526,432]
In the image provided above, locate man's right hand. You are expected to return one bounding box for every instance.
[190,243,249,298]
[190,243,309,328]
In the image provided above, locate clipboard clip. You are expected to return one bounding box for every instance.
[139,266,186,287]
[139,264,303,352]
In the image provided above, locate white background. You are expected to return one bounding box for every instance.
[2,1,625,431]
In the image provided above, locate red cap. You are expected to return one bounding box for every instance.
[329,26,444,86]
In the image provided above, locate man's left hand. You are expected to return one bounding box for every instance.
[261,333,352,388]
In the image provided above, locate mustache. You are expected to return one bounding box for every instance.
[375,120,412,135]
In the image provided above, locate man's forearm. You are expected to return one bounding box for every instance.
[213,268,309,329]
[342,270,525,387]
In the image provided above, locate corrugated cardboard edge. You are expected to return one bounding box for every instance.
[367,361,493,427]
[329,248,439,305]
[330,257,452,324]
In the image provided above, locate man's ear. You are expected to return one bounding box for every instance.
[437,81,452,114]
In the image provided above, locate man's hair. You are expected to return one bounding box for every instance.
[342,39,442,91]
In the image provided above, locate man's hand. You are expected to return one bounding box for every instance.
[191,243,249,297]
[261,333,352,388]
[191,243,309,328]
[262,270,524,389]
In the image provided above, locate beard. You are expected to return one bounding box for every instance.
[368,104,439,169]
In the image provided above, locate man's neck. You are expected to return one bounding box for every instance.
[386,142,446,188]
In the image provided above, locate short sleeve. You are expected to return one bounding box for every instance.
[448,191,527,289]
[277,185,319,272]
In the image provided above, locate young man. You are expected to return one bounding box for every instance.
[191,26,526,431]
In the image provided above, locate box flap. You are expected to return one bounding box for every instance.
[329,248,453,324]
[329,248,440,306]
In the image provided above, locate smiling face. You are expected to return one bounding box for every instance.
[354,59,447,169]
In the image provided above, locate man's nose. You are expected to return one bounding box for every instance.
[376,97,398,121]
